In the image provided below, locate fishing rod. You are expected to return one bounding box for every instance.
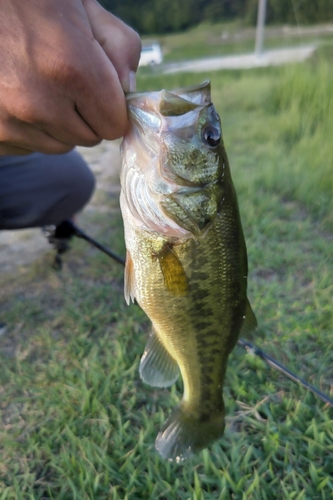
[46,219,126,267]
[49,220,333,408]
[72,224,126,266]
[237,338,333,407]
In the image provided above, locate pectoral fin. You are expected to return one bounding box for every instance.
[124,250,136,305]
[156,244,188,295]
[139,329,179,387]
[239,298,258,339]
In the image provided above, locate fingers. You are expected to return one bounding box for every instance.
[0,0,142,153]
[0,88,102,152]
[0,118,75,155]
[69,46,130,140]
[0,145,33,156]
[82,0,141,92]
[41,0,139,141]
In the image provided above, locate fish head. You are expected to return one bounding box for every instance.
[121,81,230,236]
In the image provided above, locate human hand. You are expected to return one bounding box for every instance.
[0,0,141,155]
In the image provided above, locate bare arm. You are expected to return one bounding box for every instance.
[0,0,141,155]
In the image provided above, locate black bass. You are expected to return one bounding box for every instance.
[120,81,257,462]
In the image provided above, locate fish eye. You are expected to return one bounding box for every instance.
[202,125,221,147]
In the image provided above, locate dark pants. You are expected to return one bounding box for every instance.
[0,151,95,230]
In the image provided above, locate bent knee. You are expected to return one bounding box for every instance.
[58,150,95,200]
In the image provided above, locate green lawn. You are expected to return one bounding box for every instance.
[1,45,333,499]
[141,21,333,63]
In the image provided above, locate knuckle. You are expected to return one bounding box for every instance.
[104,121,127,141]
[49,57,82,87]
[133,31,142,52]
[17,107,41,125]
[126,28,142,51]
[129,31,142,63]
[8,97,41,126]
[36,45,83,89]
[121,29,142,64]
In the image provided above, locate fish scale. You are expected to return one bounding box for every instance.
[120,81,257,461]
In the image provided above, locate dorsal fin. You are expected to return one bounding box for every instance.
[239,298,258,339]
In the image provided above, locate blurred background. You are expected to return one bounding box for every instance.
[100,0,333,36]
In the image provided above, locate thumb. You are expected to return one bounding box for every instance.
[82,0,141,92]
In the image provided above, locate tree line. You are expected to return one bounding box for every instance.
[100,0,333,35]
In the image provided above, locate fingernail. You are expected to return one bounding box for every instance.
[129,71,136,92]
[122,71,136,93]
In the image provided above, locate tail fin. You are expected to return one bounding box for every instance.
[155,402,225,462]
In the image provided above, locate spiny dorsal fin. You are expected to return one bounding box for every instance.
[124,250,136,305]
[156,244,188,295]
[139,329,179,387]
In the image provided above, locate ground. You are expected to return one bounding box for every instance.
[0,141,121,278]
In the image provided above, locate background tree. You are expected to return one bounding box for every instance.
[99,0,333,35]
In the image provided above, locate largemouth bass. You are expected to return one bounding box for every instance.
[120,81,257,462]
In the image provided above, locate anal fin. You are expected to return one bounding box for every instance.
[139,329,179,387]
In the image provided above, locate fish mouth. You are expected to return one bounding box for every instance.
[126,81,211,124]
[126,80,211,105]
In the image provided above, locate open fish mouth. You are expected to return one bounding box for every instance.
[125,81,212,128]
[125,80,211,106]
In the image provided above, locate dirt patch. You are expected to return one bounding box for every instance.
[0,141,122,278]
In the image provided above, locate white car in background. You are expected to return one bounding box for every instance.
[139,43,163,67]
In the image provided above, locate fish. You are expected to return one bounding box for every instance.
[120,81,257,462]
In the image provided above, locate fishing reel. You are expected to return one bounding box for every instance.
[43,220,77,270]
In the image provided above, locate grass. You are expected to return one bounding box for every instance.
[1,43,333,500]
[140,21,333,63]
